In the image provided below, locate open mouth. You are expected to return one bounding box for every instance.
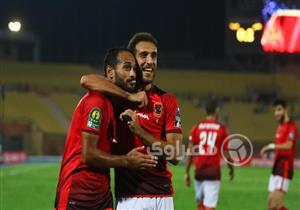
[128,80,136,85]
[142,68,153,73]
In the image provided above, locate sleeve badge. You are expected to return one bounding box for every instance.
[87,108,102,129]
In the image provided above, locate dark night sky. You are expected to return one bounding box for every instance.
[0,0,226,63]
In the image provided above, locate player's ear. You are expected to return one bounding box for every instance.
[106,65,115,81]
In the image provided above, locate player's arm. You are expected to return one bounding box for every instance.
[261,126,296,155]
[80,74,147,106]
[120,109,183,165]
[166,132,183,165]
[158,94,183,165]
[274,141,293,150]
[223,150,234,181]
[184,141,194,187]
[260,141,293,155]
[222,128,234,181]
[82,131,157,169]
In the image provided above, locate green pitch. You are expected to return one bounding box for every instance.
[1,163,299,210]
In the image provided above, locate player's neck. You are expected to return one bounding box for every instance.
[144,83,153,91]
[206,115,217,121]
[283,115,290,123]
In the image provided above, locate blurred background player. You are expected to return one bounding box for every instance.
[260,99,298,210]
[81,32,183,210]
[184,99,234,210]
[54,48,157,210]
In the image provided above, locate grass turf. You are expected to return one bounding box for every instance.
[1,163,299,210]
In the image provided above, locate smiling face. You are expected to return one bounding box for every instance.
[113,51,137,92]
[135,41,157,86]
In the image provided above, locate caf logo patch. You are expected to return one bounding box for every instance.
[87,108,102,129]
[153,102,163,118]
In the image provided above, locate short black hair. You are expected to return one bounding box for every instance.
[273,98,287,108]
[127,32,158,54]
[103,47,134,76]
[205,99,219,115]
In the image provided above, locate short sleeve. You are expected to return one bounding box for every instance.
[287,124,297,142]
[162,94,182,134]
[81,94,106,134]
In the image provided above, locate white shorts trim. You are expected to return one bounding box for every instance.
[194,180,220,208]
[268,175,290,192]
[116,197,174,210]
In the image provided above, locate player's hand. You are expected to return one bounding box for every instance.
[120,109,142,135]
[127,146,148,157]
[126,146,158,169]
[127,91,148,107]
[184,172,191,187]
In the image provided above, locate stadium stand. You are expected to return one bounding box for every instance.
[155,69,300,99]
[5,91,65,134]
[50,93,80,119]
[0,61,95,92]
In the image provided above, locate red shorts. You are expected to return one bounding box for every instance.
[55,192,113,210]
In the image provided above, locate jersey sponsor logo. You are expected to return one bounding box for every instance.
[87,108,102,129]
[175,107,181,128]
[153,102,163,118]
[137,112,150,120]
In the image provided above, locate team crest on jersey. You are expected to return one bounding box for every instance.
[153,102,163,118]
[289,132,295,140]
[175,107,181,128]
[87,108,102,129]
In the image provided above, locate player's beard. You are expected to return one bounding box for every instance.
[278,114,285,124]
[114,72,136,93]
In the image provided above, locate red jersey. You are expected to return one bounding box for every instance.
[272,120,298,179]
[189,119,229,181]
[55,91,115,210]
[112,86,182,197]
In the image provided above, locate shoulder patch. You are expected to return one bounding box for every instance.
[175,107,182,128]
[289,132,295,140]
[87,108,102,129]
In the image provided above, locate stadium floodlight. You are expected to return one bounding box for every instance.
[228,22,240,31]
[236,28,246,42]
[252,22,263,31]
[8,20,21,32]
[229,21,260,43]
